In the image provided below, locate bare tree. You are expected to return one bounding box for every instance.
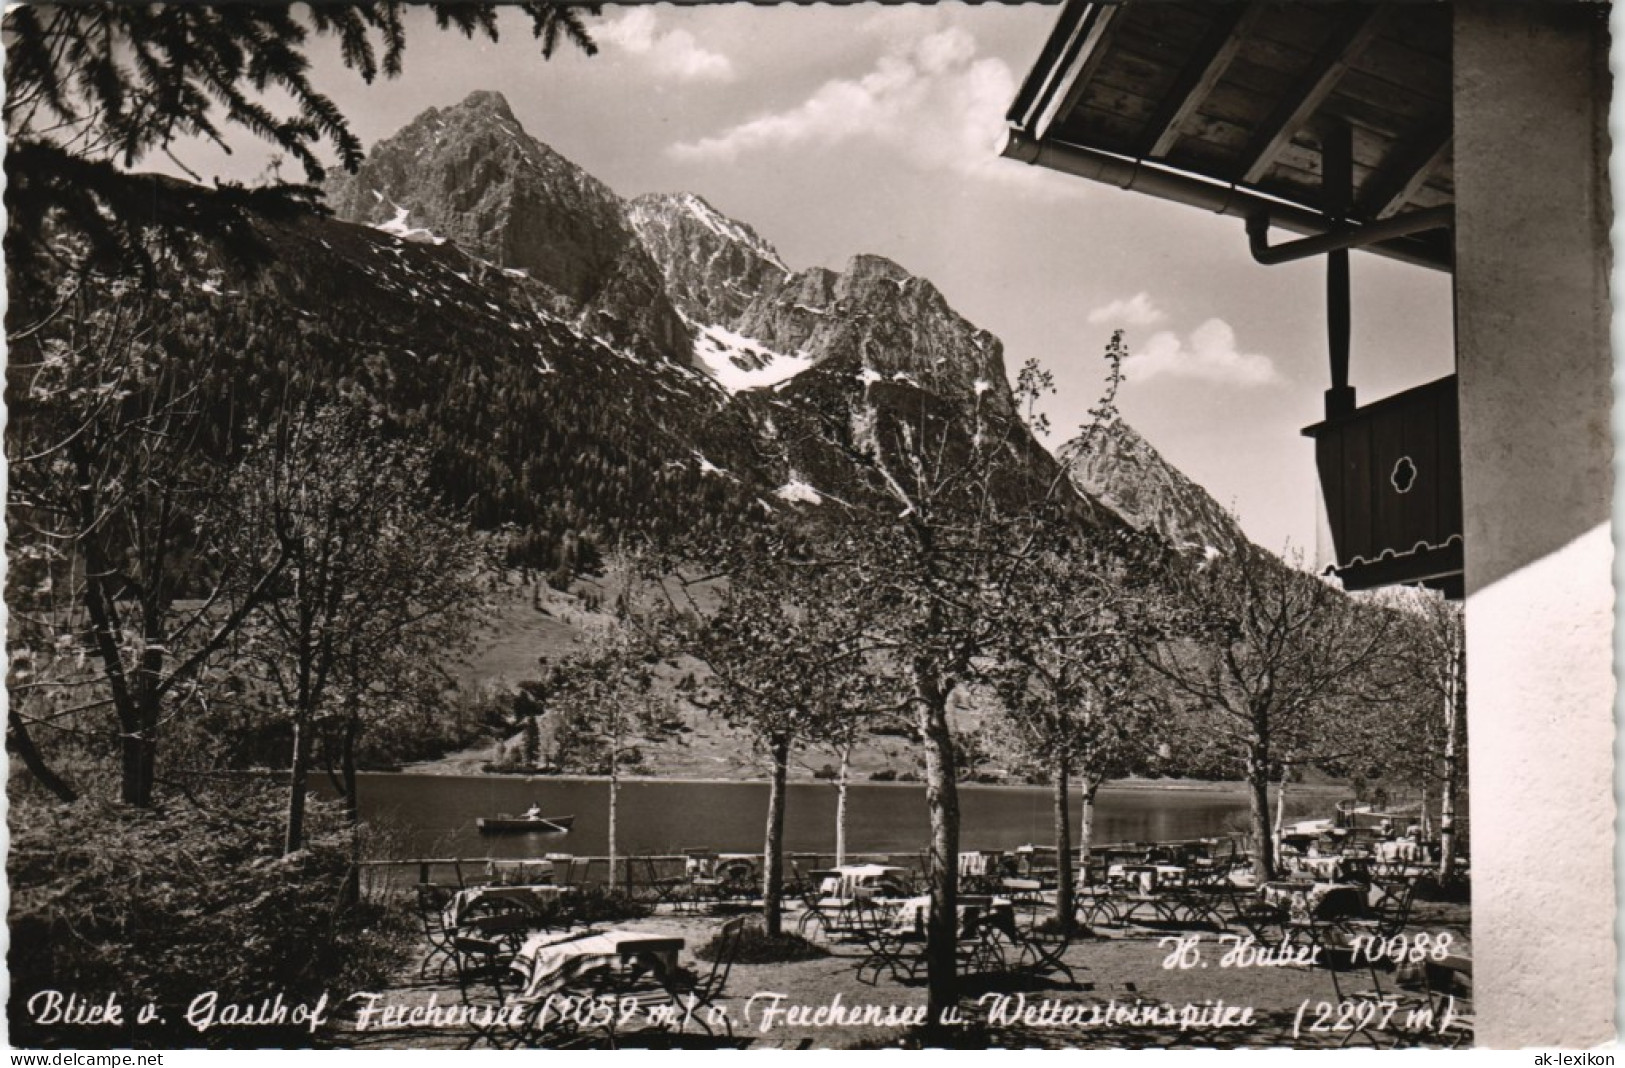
[655,548,877,937]
[1369,588,1467,880]
[6,288,285,806]
[989,529,1168,927]
[545,602,667,890]
[227,404,486,853]
[1138,549,1408,880]
[822,347,1117,1024]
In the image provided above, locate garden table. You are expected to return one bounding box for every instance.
[511,927,686,1001]
[444,884,569,929]
[1261,880,1367,924]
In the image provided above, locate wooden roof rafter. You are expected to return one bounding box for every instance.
[1003,2,1456,269]
[1139,4,1268,159]
[1237,5,1390,187]
[1028,3,1123,143]
[1356,118,1453,220]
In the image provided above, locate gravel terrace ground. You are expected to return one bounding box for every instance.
[333,897,1471,1050]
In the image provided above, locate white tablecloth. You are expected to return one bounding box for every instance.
[444,884,567,928]
[1108,864,1187,892]
[820,864,910,899]
[1374,839,1425,864]
[890,895,1016,938]
[512,928,684,1000]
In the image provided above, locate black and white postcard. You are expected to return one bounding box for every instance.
[4,1,1615,1051]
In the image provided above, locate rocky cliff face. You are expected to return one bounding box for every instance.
[736,254,1014,414]
[1066,419,1249,556]
[325,91,690,363]
[322,89,1248,558]
[627,191,788,325]
[629,195,1010,418]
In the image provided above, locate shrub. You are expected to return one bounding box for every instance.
[527,884,653,926]
[1414,872,1472,903]
[7,786,411,1049]
[812,764,839,781]
[692,922,827,964]
[868,769,898,782]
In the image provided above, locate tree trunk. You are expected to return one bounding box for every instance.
[128,628,166,809]
[915,667,960,1030]
[1439,638,1465,881]
[608,756,620,891]
[336,712,362,908]
[763,734,791,937]
[835,739,852,867]
[1079,776,1100,867]
[284,711,314,855]
[1247,745,1274,881]
[340,715,360,824]
[119,722,157,808]
[1052,759,1073,930]
[7,709,78,802]
[76,466,153,808]
[1274,761,1290,840]
[117,678,161,808]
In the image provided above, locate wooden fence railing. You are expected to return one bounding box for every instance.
[352,839,1239,890]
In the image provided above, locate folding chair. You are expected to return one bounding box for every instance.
[463,894,545,954]
[452,933,525,1049]
[1223,882,1291,950]
[415,883,459,979]
[1075,856,1121,928]
[1324,875,1423,1002]
[1009,896,1078,987]
[849,898,922,985]
[794,877,847,941]
[632,855,687,909]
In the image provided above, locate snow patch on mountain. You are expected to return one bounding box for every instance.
[775,477,822,505]
[375,206,447,245]
[692,324,815,393]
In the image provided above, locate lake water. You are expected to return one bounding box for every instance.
[353,772,1330,861]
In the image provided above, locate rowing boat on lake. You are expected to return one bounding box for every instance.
[476,814,575,835]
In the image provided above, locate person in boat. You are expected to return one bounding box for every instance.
[523,803,543,820]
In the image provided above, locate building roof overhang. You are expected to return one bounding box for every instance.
[1004,1,1455,272]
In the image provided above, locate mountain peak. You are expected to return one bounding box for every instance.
[1067,419,1250,556]
[841,253,912,286]
[325,94,690,363]
[628,191,789,325]
[631,191,787,273]
[456,89,516,121]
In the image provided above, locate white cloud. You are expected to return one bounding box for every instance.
[667,24,1076,198]
[596,9,735,84]
[857,5,953,48]
[1087,292,1166,327]
[1123,318,1280,386]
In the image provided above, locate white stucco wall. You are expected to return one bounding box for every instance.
[1453,1,1616,1047]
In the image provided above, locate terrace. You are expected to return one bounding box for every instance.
[337,839,1471,1049]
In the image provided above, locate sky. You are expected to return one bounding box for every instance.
[164,3,1457,558]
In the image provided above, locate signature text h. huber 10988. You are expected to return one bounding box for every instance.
[1159,931,1458,971]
